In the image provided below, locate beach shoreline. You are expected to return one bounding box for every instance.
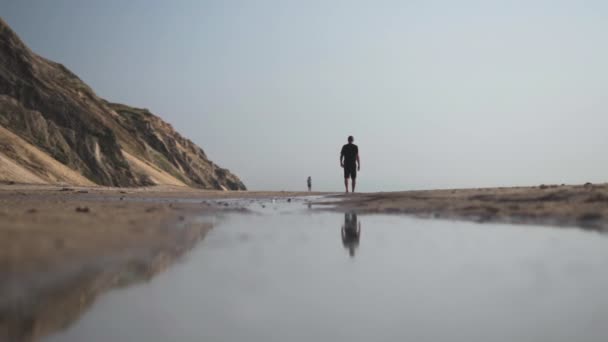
[0,184,330,340]
[1,182,606,340]
[325,183,608,231]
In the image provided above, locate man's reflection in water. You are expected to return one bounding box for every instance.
[341,212,361,257]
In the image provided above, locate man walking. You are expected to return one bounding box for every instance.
[340,136,360,193]
[307,176,312,192]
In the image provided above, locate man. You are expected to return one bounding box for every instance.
[307,176,312,192]
[340,135,360,193]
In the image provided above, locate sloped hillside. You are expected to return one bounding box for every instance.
[0,17,245,190]
[110,102,245,190]
[0,124,94,185]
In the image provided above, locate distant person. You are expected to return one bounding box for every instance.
[307,176,312,192]
[340,135,360,193]
[341,212,361,257]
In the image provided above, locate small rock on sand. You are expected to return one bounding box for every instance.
[75,206,90,213]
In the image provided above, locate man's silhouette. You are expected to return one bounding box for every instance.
[307,176,312,192]
[340,136,360,193]
[341,212,361,257]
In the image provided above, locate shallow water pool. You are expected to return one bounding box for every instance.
[47,207,608,342]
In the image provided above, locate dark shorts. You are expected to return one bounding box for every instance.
[344,165,357,179]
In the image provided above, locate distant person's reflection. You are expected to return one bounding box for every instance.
[341,212,361,257]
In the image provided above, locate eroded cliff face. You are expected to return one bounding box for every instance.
[110,102,246,190]
[0,17,245,190]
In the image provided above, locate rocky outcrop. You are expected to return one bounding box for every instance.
[0,17,245,190]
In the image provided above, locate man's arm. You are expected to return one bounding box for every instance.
[340,148,344,167]
[356,154,361,171]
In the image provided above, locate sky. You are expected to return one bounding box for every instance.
[3,0,608,191]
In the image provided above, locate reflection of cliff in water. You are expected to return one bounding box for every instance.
[341,212,361,257]
[0,223,212,342]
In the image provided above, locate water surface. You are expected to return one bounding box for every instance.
[47,206,608,342]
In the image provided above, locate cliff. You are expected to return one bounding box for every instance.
[0,18,245,190]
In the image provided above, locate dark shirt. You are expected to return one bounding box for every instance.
[340,143,358,167]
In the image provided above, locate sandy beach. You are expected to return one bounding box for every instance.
[1,182,607,340]
[2,182,606,284]
[0,184,325,341]
[327,183,608,230]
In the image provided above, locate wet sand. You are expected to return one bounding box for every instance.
[0,184,325,341]
[47,211,608,342]
[1,182,606,340]
[329,183,608,230]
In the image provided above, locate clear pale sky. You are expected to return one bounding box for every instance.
[3,0,608,191]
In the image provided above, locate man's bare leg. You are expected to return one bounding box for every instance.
[344,178,349,193]
[352,178,356,193]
